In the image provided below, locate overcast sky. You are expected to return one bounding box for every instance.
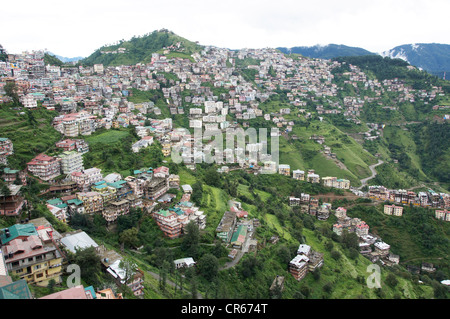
[2,0,449,58]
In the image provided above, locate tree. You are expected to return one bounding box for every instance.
[181,221,200,258]
[119,258,138,285]
[385,273,398,288]
[4,82,20,104]
[197,253,219,281]
[331,249,341,261]
[191,181,203,206]
[204,166,221,187]
[119,227,140,248]
[71,246,103,286]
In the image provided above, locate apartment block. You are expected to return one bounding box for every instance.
[76,191,103,214]
[384,204,403,216]
[1,228,63,287]
[58,151,84,174]
[27,153,61,181]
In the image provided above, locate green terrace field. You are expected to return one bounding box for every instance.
[0,104,62,169]
[83,127,164,177]
[279,119,377,186]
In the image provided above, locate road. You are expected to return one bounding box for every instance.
[358,159,384,190]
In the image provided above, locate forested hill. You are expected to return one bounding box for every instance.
[81,29,204,66]
[277,44,375,60]
[332,55,450,93]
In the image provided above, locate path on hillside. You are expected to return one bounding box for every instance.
[357,159,384,190]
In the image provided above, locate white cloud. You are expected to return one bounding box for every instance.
[1,0,449,57]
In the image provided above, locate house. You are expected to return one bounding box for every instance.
[60,230,98,254]
[0,184,26,217]
[270,275,285,293]
[174,257,196,269]
[55,139,77,152]
[216,211,237,243]
[146,176,169,200]
[0,277,33,299]
[308,251,324,271]
[181,184,193,194]
[289,197,300,207]
[230,225,247,249]
[278,164,290,176]
[0,138,14,165]
[40,285,95,299]
[96,245,145,297]
[421,262,436,273]
[292,169,305,181]
[307,172,320,183]
[297,244,311,257]
[335,207,347,219]
[374,241,390,257]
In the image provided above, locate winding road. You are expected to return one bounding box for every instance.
[357,159,384,190]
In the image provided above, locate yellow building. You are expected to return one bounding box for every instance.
[2,235,63,287]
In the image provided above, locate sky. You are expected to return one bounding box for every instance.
[2,0,449,58]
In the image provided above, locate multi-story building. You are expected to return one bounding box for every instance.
[27,153,61,181]
[71,167,103,191]
[384,204,403,216]
[58,151,84,174]
[216,210,237,243]
[335,207,347,219]
[1,229,63,287]
[55,139,77,152]
[0,137,13,165]
[102,199,130,223]
[292,169,305,181]
[153,209,182,239]
[355,221,370,237]
[435,209,450,221]
[374,241,390,257]
[0,184,26,216]
[278,164,290,176]
[20,94,37,109]
[124,175,147,197]
[307,172,320,183]
[289,255,309,281]
[322,176,350,189]
[145,177,168,200]
[76,191,103,214]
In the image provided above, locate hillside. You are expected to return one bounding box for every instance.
[81,29,204,66]
[277,44,375,60]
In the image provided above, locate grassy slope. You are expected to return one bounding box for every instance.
[0,105,62,169]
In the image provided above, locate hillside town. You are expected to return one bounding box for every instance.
[0,40,449,299]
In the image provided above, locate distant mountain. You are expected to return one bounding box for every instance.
[81,29,204,67]
[381,43,450,79]
[47,52,84,63]
[277,44,376,60]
